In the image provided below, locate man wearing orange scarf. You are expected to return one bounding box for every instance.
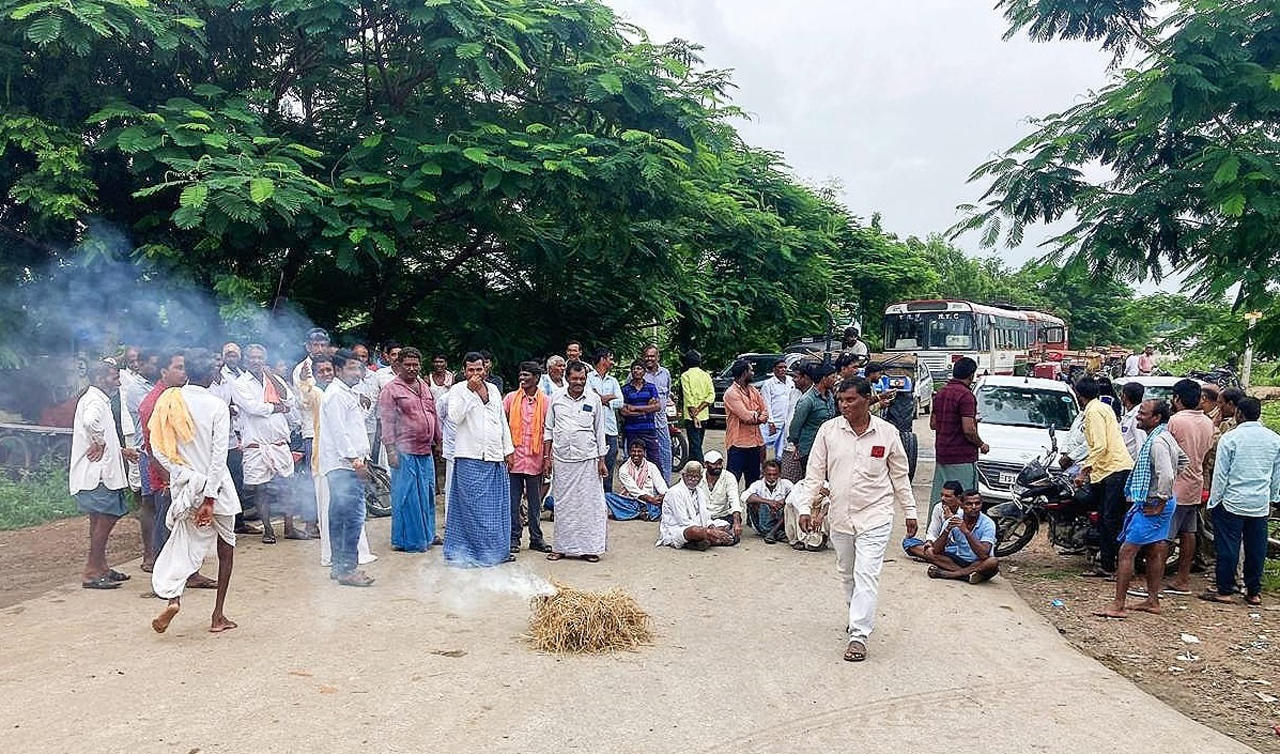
[503,361,551,554]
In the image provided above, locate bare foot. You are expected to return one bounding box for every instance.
[1131,601,1162,614]
[1092,607,1128,619]
[151,602,180,633]
[209,615,238,633]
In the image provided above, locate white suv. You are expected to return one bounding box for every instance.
[972,375,1080,503]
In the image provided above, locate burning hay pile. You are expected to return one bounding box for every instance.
[527,581,653,653]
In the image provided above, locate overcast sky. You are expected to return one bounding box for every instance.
[605,0,1115,269]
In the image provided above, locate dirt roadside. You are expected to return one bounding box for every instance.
[1001,537,1280,753]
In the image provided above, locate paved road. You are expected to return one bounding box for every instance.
[0,418,1255,753]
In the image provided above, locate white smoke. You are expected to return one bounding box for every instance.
[416,562,556,614]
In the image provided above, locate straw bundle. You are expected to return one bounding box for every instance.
[527,581,653,653]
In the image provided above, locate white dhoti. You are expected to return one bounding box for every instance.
[242,441,294,486]
[152,513,235,599]
[315,471,376,567]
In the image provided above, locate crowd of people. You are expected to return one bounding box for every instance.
[65,329,939,661]
[64,326,1279,658]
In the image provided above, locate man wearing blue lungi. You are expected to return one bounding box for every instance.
[444,352,516,566]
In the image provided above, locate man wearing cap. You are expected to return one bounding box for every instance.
[679,350,714,463]
[290,329,330,540]
[700,450,742,542]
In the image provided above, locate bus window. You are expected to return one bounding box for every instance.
[883,312,974,350]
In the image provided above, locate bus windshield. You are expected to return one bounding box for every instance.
[884,312,974,350]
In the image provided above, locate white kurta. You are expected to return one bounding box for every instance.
[233,370,295,485]
[656,482,727,548]
[69,386,127,494]
[150,386,242,600]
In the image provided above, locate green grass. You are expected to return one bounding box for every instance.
[1263,400,1280,434]
[0,462,79,530]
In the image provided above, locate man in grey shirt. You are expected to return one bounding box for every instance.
[1094,399,1187,618]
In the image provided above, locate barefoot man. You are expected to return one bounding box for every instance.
[149,349,240,634]
[1094,399,1186,619]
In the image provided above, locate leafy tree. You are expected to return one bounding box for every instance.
[0,0,868,371]
[952,0,1280,355]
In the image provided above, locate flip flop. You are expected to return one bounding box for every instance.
[261,532,277,545]
[1197,591,1236,604]
[1163,587,1193,596]
[186,575,218,589]
[843,640,867,662]
[545,552,565,561]
[107,569,130,582]
[283,530,311,541]
[581,554,600,563]
[1247,594,1263,606]
[336,572,375,587]
[82,576,121,590]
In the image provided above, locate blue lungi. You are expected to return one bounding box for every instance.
[445,458,510,567]
[604,493,660,521]
[1119,499,1176,546]
[391,452,437,552]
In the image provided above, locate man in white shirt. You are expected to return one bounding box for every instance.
[742,459,793,543]
[700,450,742,542]
[319,350,376,586]
[656,461,735,550]
[801,377,917,663]
[1123,351,1142,377]
[587,349,624,492]
[234,344,304,544]
[759,359,792,460]
[543,361,609,561]
[70,359,138,589]
[148,349,241,633]
[606,439,668,521]
[444,351,516,567]
[1119,381,1147,458]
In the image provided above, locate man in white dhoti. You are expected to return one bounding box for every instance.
[543,361,609,562]
[656,461,735,550]
[148,349,240,634]
[233,344,302,544]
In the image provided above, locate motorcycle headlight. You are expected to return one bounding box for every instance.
[1011,484,1027,498]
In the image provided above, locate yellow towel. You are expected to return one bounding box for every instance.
[150,388,194,468]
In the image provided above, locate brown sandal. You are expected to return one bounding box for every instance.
[545,552,565,561]
[843,640,867,662]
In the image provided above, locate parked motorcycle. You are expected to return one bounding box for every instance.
[1186,363,1240,388]
[989,429,1103,560]
[669,419,689,472]
[364,459,392,518]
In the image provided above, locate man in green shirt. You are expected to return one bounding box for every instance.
[679,350,714,462]
[787,362,838,475]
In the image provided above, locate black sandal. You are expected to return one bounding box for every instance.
[107,569,130,582]
[82,576,121,590]
[581,554,601,563]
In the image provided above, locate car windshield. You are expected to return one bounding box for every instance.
[1130,384,1175,403]
[717,355,783,380]
[976,385,1078,429]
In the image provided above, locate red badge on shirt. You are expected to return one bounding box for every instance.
[870,445,886,458]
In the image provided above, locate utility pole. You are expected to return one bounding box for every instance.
[1243,311,1262,388]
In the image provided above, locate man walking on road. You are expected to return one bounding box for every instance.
[148,349,240,633]
[929,357,986,516]
[1203,397,1280,605]
[801,377,917,663]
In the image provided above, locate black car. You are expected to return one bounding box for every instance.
[708,353,786,424]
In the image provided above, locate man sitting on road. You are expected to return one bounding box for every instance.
[605,438,667,521]
[700,450,743,543]
[656,461,735,550]
[923,489,1000,584]
[902,480,964,561]
[742,459,793,544]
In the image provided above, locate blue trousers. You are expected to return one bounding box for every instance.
[327,469,367,577]
[605,493,660,521]
[1212,504,1268,598]
[391,452,436,552]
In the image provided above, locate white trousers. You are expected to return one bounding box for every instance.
[831,521,893,644]
[314,472,375,567]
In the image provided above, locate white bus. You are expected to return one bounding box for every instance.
[882,300,1068,379]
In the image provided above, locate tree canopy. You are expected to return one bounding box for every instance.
[952,0,1280,357]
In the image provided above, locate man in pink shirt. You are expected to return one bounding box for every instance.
[504,361,552,554]
[378,347,442,553]
[1165,378,1215,594]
